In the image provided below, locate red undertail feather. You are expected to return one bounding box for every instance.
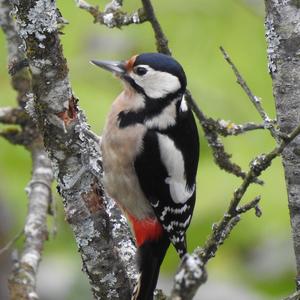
[127,214,163,247]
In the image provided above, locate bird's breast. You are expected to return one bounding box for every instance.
[101,98,154,220]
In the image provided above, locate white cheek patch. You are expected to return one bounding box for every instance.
[131,66,181,99]
[157,133,194,204]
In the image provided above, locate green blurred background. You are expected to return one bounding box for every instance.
[0,0,296,299]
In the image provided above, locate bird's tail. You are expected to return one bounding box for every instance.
[131,235,170,300]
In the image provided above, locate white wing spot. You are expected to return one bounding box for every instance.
[158,134,194,204]
[152,200,159,208]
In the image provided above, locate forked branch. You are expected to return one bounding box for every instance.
[76,0,147,28]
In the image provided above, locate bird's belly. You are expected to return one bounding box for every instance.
[101,124,154,220]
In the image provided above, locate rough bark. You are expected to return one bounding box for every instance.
[12,1,136,299]
[0,0,30,106]
[265,0,300,288]
[1,0,55,298]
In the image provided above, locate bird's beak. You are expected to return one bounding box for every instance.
[90,60,126,76]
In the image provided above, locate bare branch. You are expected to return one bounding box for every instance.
[105,0,123,9]
[201,119,300,263]
[215,120,264,137]
[236,196,261,215]
[185,92,264,185]
[220,46,278,140]
[0,0,31,106]
[76,0,147,28]
[0,0,25,64]
[8,146,53,300]
[141,0,171,55]
[0,127,25,145]
[186,109,265,138]
[0,107,29,125]
[170,253,207,300]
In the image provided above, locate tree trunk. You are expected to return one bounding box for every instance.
[265,0,300,288]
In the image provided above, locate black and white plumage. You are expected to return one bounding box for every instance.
[92,53,199,300]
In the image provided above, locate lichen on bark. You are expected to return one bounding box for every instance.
[265,0,300,289]
[13,0,136,299]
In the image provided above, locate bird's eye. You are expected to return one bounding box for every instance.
[134,66,148,76]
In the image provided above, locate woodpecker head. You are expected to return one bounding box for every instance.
[91,53,187,99]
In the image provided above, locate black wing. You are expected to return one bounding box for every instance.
[134,109,199,256]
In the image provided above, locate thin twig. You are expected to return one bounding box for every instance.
[215,120,265,137]
[0,229,24,256]
[185,92,264,185]
[202,121,300,268]
[220,46,278,140]
[200,197,257,264]
[237,196,261,215]
[179,110,265,140]
[141,0,171,55]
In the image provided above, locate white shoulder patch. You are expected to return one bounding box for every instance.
[157,134,194,204]
[145,101,177,130]
[180,95,188,112]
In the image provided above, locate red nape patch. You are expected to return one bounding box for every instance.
[127,214,163,247]
[125,55,137,72]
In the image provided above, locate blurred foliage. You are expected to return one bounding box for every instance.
[0,0,295,299]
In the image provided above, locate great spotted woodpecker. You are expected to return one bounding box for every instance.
[91,53,199,300]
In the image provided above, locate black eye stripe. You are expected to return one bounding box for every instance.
[134,66,148,76]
